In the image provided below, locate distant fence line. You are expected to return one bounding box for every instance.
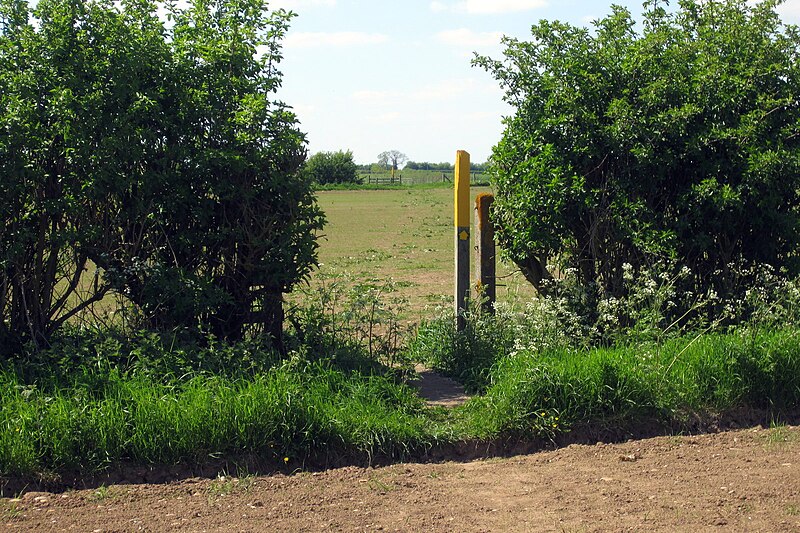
[357,170,488,186]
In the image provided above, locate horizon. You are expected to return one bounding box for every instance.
[273,0,800,166]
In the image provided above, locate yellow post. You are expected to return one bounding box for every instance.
[454,150,470,330]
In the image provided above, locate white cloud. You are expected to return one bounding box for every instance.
[284,31,389,48]
[431,0,547,14]
[353,79,495,105]
[436,28,503,48]
[374,112,402,122]
[352,90,395,103]
[269,0,336,9]
[412,79,473,101]
[778,0,800,22]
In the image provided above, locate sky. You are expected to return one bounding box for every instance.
[269,0,800,165]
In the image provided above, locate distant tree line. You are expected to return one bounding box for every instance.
[396,161,488,172]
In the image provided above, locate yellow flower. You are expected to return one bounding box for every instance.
[283,457,289,463]
[539,412,546,417]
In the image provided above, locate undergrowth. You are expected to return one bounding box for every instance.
[1,262,799,480]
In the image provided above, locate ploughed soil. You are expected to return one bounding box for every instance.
[3,425,799,532]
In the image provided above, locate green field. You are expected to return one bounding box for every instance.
[306,186,533,321]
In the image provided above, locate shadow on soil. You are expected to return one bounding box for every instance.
[2,406,799,498]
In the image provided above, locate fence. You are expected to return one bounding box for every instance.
[357,170,488,186]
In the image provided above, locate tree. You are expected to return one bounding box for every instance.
[94,0,324,346]
[304,150,359,184]
[377,150,408,175]
[0,0,161,350]
[0,0,324,351]
[475,0,800,300]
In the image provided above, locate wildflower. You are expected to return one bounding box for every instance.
[284,457,289,463]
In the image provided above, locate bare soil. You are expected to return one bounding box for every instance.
[3,425,798,532]
[411,364,471,407]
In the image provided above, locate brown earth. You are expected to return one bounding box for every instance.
[411,364,471,407]
[3,425,799,532]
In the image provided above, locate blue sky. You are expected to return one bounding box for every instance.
[270,0,800,165]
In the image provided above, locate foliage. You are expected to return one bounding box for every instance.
[412,260,800,392]
[475,0,800,303]
[405,161,453,171]
[466,328,800,439]
[0,0,133,350]
[3,315,800,477]
[405,161,488,172]
[0,356,432,475]
[407,298,516,393]
[288,270,411,371]
[304,150,359,184]
[0,0,324,351]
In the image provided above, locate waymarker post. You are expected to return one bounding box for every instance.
[454,150,470,331]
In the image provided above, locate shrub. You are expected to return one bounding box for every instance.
[0,0,324,353]
[476,0,800,302]
[304,150,359,184]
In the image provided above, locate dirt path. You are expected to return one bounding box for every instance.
[411,364,471,407]
[3,426,798,532]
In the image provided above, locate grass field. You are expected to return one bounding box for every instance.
[306,185,533,322]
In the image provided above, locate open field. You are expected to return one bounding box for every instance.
[306,186,534,322]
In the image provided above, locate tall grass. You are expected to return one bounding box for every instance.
[0,357,435,476]
[3,326,798,478]
[461,329,800,439]
[2,262,800,480]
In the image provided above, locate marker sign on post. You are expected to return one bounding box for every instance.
[454,150,470,331]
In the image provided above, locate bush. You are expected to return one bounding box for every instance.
[0,0,324,352]
[411,261,800,392]
[304,150,359,185]
[476,0,800,301]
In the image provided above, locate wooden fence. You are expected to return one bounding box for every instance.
[357,170,488,186]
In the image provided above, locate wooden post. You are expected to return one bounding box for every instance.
[454,150,470,330]
[475,193,496,314]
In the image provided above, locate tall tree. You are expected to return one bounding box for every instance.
[377,150,408,177]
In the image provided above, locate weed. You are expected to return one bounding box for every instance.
[367,477,393,493]
[289,270,411,369]
[1,500,21,520]
[763,420,798,448]
[787,504,800,516]
[208,474,256,500]
[90,485,111,502]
